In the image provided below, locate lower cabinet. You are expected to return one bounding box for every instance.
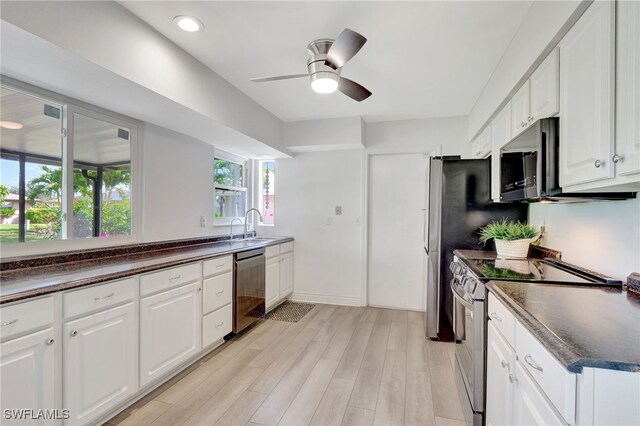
[485,321,515,426]
[513,361,565,426]
[139,282,201,387]
[265,243,295,312]
[0,328,55,426]
[64,303,136,425]
[203,304,232,347]
[280,252,294,298]
[265,255,280,309]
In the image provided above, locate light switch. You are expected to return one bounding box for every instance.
[335,206,343,215]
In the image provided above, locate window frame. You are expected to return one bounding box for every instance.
[0,77,141,258]
[213,153,248,226]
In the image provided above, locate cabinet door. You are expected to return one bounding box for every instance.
[616,0,640,176]
[140,283,201,387]
[511,81,531,137]
[531,49,559,120]
[490,103,512,201]
[471,128,491,159]
[64,303,136,425]
[486,322,515,426]
[279,252,294,298]
[513,362,565,426]
[559,0,615,187]
[0,328,55,426]
[265,255,280,311]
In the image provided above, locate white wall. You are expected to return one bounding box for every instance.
[260,150,365,306]
[529,198,640,281]
[365,116,469,156]
[284,117,365,152]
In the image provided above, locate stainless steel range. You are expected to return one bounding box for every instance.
[449,254,621,426]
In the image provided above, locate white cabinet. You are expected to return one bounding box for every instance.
[511,82,532,137]
[490,103,512,201]
[64,303,136,425]
[265,255,280,310]
[615,0,640,178]
[513,362,565,426]
[202,256,233,348]
[559,0,616,188]
[139,282,201,387]
[486,321,515,426]
[471,127,492,159]
[0,328,55,426]
[264,242,295,312]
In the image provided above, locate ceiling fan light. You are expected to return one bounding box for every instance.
[311,78,338,94]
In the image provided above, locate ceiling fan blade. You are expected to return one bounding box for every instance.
[325,28,367,69]
[250,74,308,83]
[338,77,372,102]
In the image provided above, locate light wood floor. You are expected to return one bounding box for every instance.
[107,304,465,426]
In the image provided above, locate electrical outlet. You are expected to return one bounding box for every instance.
[335,206,343,215]
[200,216,207,227]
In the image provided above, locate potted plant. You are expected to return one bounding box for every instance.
[479,219,539,259]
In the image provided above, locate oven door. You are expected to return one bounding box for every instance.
[451,281,485,414]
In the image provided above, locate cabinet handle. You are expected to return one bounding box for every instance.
[594,160,602,168]
[70,330,78,337]
[215,321,224,328]
[528,115,533,122]
[198,287,202,292]
[508,373,517,383]
[521,122,526,128]
[94,292,115,301]
[216,290,225,295]
[524,354,544,372]
[1,319,18,327]
[490,312,502,322]
[501,360,509,368]
[612,154,621,163]
[475,151,482,156]
[216,264,225,268]
[169,275,182,282]
[45,338,55,346]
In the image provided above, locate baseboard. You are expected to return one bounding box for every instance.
[288,291,363,306]
[368,303,426,312]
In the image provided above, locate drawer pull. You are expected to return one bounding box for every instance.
[215,290,225,295]
[490,312,502,322]
[215,321,224,328]
[501,360,509,368]
[94,292,115,301]
[45,338,55,346]
[524,354,544,372]
[169,275,182,282]
[216,264,225,268]
[1,319,18,327]
[508,373,517,383]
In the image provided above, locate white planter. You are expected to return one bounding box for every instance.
[494,238,537,259]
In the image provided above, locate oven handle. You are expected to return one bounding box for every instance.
[450,280,474,310]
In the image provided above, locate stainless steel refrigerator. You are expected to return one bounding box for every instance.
[424,157,527,341]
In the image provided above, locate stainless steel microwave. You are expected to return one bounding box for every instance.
[499,118,634,202]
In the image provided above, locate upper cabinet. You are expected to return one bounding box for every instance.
[491,103,512,201]
[615,0,640,178]
[511,49,560,138]
[471,127,492,159]
[559,1,616,188]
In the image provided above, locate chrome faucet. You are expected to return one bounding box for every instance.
[244,208,264,239]
[229,217,243,241]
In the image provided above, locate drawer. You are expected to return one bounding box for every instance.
[203,255,233,277]
[140,263,201,296]
[516,321,576,423]
[488,293,516,348]
[203,304,232,347]
[1,297,54,340]
[280,241,294,254]
[64,278,136,318]
[265,245,280,259]
[203,272,232,314]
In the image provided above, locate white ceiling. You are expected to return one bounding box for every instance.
[119,1,533,123]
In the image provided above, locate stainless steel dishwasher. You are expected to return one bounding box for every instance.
[233,248,265,333]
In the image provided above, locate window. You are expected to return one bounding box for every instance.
[214,157,246,222]
[258,160,275,225]
[0,83,137,249]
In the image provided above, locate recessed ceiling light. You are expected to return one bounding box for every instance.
[173,15,204,32]
[0,121,23,130]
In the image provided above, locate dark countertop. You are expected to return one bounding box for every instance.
[0,236,293,305]
[487,281,640,373]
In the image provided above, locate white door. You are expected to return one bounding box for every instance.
[64,303,136,425]
[140,283,201,387]
[279,252,294,298]
[513,362,565,426]
[530,49,560,120]
[368,154,426,310]
[265,255,280,311]
[0,328,55,426]
[559,0,615,187]
[511,81,531,137]
[486,322,515,426]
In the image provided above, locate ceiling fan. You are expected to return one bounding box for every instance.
[250,28,372,102]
